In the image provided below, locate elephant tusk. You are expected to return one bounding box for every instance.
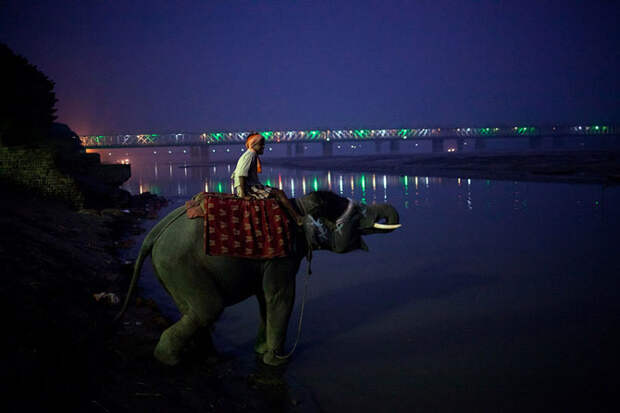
[373,223,402,230]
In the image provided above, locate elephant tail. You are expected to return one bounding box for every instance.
[114,205,187,322]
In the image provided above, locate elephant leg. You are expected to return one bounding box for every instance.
[154,314,200,366]
[152,263,224,366]
[261,259,298,366]
[254,292,268,355]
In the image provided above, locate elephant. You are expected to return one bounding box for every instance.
[116,190,400,366]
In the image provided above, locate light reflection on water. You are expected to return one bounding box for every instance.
[118,157,611,219]
[103,148,620,412]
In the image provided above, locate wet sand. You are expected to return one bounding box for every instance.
[269,150,620,185]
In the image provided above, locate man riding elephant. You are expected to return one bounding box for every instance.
[116,190,400,366]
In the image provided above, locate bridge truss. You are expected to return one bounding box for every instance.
[81,125,616,148]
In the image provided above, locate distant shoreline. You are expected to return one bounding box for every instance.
[266,150,620,185]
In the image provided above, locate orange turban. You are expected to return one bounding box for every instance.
[245,134,263,173]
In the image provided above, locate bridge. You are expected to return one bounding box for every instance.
[81,124,618,155]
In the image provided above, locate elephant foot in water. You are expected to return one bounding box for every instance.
[254,340,269,355]
[262,350,289,367]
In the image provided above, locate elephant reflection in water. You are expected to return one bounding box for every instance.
[116,191,400,366]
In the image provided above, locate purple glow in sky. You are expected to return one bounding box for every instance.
[2,0,618,135]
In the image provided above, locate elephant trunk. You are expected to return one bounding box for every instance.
[360,204,401,234]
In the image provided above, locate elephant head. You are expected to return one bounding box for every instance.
[296,191,401,253]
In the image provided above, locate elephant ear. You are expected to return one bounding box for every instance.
[301,192,325,217]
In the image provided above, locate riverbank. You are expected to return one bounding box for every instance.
[1,183,309,412]
[269,149,620,185]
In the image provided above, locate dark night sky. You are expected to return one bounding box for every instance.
[1,0,618,135]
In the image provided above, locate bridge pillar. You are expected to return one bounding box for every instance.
[375,141,382,153]
[190,146,199,157]
[432,138,444,153]
[529,136,543,150]
[389,140,400,153]
[295,142,305,155]
[286,143,293,156]
[322,141,333,157]
[457,139,465,152]
[475,138,486,151]
[190,145,209,159]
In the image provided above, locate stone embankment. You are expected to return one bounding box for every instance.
[0,144,130,209]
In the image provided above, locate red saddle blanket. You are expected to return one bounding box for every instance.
[185,192,293,259]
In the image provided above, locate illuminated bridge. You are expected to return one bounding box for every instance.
[81,124,617,154]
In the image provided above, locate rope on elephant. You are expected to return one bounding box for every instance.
[276,261,312,359]
[276,257,311,360]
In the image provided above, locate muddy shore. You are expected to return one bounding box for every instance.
[269,149,620,185]
[1,183,311,413]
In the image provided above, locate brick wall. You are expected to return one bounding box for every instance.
[0,145,86,208]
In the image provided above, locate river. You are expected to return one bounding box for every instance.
[93,146,620,411]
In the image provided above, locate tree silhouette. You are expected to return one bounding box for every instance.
[0,43,58,146]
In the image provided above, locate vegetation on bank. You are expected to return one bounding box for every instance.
[1,42,58,147]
